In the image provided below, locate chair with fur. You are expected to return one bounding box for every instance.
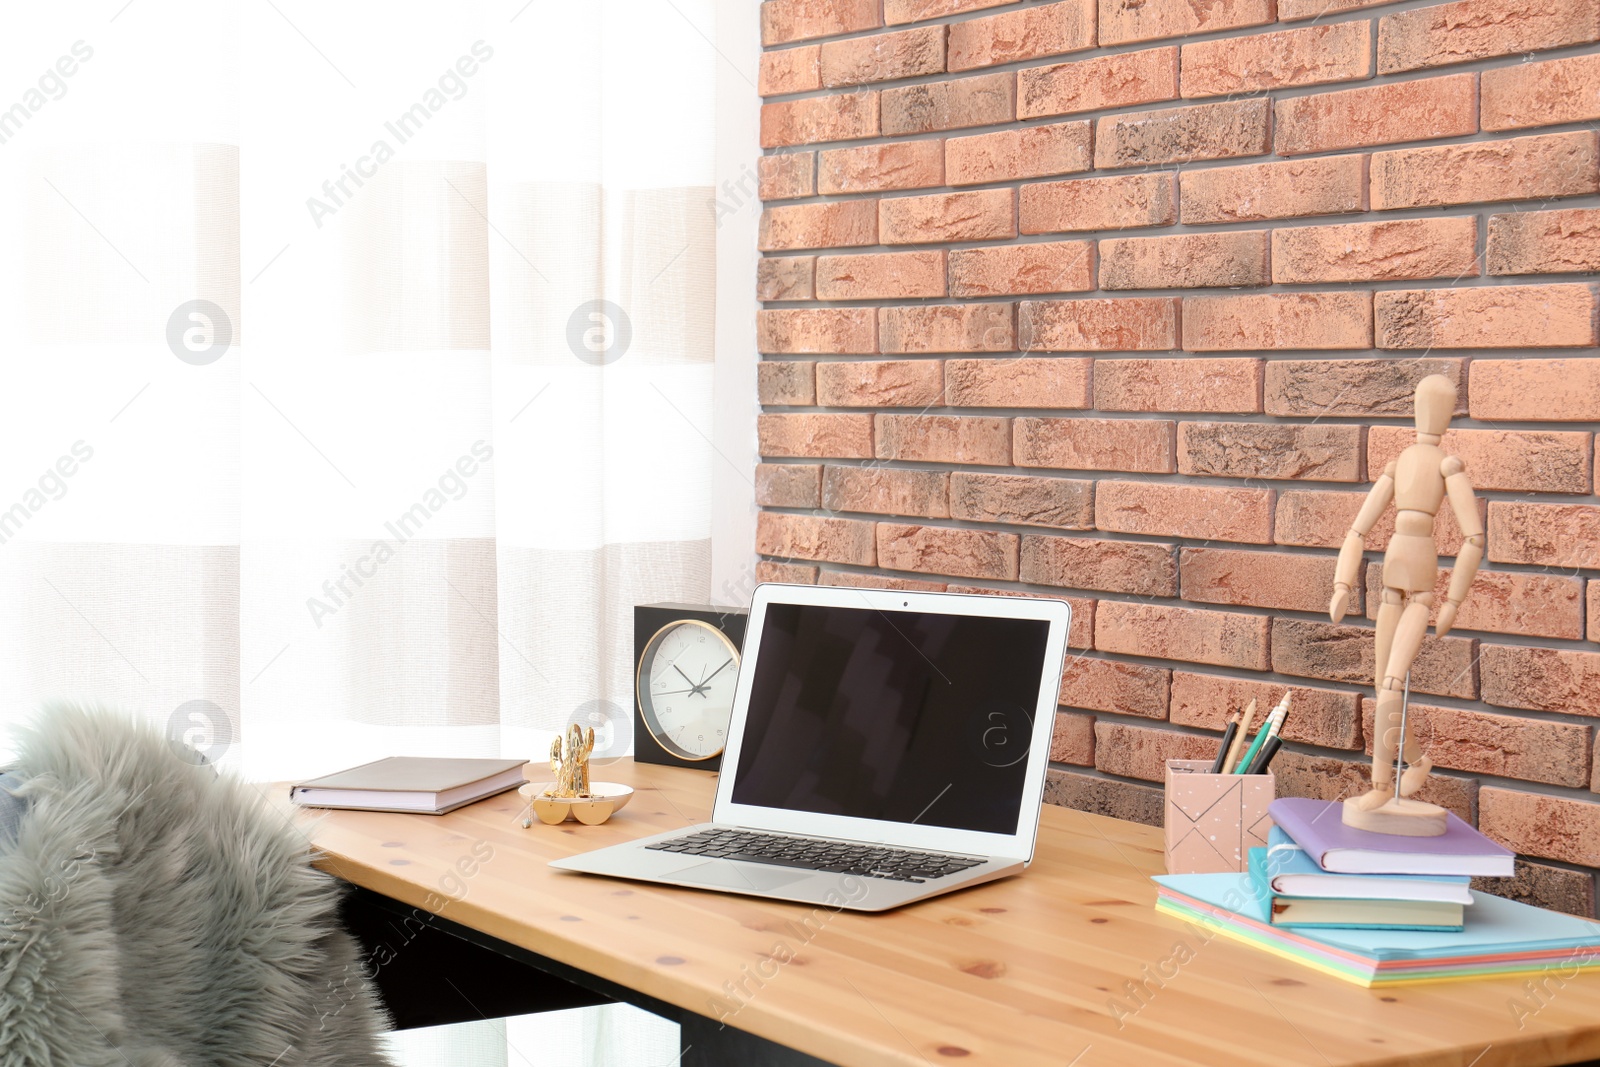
[0,703,397,1066]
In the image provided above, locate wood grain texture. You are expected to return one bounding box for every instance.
[285,760,1600,1067]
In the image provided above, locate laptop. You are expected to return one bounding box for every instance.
[551,583,1072,911]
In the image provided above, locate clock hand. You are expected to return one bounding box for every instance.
[673,665,699,692]
[698,658,734,686]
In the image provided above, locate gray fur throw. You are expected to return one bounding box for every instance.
[0,704,397,1066]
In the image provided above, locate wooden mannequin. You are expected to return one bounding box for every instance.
[1329,375,1483,837]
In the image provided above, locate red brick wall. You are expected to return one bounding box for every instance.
[753,0,1600,916]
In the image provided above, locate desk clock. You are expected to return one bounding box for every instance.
[632,603,747,771]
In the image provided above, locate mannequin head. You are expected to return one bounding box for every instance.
[1414,375,1456,437]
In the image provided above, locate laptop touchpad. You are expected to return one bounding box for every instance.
[667,861,809,892]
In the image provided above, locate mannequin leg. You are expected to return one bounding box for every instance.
[1369,589,1404,791]
[1354,591,1434,811]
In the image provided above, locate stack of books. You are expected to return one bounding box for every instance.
[1154,798,1600,987]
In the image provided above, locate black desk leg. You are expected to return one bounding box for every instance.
[679,1014,839,1067]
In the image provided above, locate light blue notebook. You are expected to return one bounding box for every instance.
[1264,827,1473,904]
[1157,872,1600,962]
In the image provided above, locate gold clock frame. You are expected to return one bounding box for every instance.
[635,617,741,763]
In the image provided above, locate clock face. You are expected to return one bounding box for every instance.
[637,619,740,761]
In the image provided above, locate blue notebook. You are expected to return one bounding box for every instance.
[1262,827,1473,904]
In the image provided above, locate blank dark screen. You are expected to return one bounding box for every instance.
[730,603,1051,836]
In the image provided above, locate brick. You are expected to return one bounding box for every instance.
[757,308,876,354]
[1094,722,1217,782]
[1020,297,1179,351]
[761,91,880,148]
[759,413,875,458]
[755,512,876,565]
[820,27,944,88]
[1480,788,1600,867]
[815,250,946,300]
[885,0,1018,23]
[1275,75,1478,157]
[1178,422,1364,482]
[1095,99,1270,169]
[1272,218,1478,285]
[1364,566,1585,641]
[819,571,949,592]
[1488,208,1600,276]
[1100,231,1270,290]
[1370,131,1600,209]
[757,255,817,301]
[762,0,881,45]
[881,73,1015,136]
[1369,425,1592,495]
[1269,749,1476,823]
[947,585,1098,649]
[945,122,1092,186]
[1097,602,1271,671]
[1376,283,1599,349]
[1182,22,1372,98]
[1271,618,1478,699]
[1592,581,1599,642]
[879,303,1013,353]
[948,242,1094,298]
[1015,417,1176,474]
[877,523,1019,580]
[1051,712,1096,766]
[756,560,819,584]
[760,46,822,96]
[1017,47,1179,120]
[1182,292,1373,351]
[1472,359,1600,423]
[875,414,1012,465]
[1100,0,1272,46]
[1170,673,1362,750]
[1094,358,1261,414]
[1275,488,1479,556]
[758,361,817,406]
[1265,358,1465,419]
[1483,53,1600,132]
[822,466,950,518]
[1472,860,1596,919]
[817,140,944,195]
[1043,767,1164,826]
[1020,173,1177,234]
[880,189,1016,244]
[759,200,878,251]
[755,463,822,508]
[1021,535,1177,597]
[1181,547,1342,613]
[815,359,944,407]
[944,357,1092,408]
[758,153,815,200]
[1096,482,1275,544]
[1482,645,1600,717]
[1180,156,1368,225]
[950,472,1094,530]
[1280,0,1397,18]
[1060,657,1172,718]
[1378,0,1600,75]
[948,0,1096,72]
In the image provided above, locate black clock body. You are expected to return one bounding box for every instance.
[632,603,749,772]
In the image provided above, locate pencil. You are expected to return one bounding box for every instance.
[1220,698,1258,773]
[1209,712,1240,774]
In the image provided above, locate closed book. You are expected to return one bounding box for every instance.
[1269,797,1514,878]
[1249,848,1464,930]
[1262,827,1472,904]
[291,757,528,814]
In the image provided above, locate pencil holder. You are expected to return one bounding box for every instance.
[1163,760,1275,875]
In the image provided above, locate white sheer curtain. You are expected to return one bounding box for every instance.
[0,1,748,1063]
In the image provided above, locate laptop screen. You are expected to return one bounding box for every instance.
[728,602,1052,836]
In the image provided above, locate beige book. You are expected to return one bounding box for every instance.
[291,756,527,815]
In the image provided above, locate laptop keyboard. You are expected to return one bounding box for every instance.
[645,828,985,883]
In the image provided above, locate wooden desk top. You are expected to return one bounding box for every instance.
[294,759,1600,1067]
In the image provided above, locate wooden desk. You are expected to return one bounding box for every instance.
[297,759,1600,1067]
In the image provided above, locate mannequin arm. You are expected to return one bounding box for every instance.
[1330,462,1395,622]
[1437,456,1484,636]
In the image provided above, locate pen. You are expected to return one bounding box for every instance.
[1247,735,1283,775]
[1220,699,1257,774]
[1209,712,1240,774]
[1234,693,1290,774]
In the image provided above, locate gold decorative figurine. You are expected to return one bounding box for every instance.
[1329,374,1482,837]
[519,724,633,827]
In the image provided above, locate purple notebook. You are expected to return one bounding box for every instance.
[1270,798,1515,878]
